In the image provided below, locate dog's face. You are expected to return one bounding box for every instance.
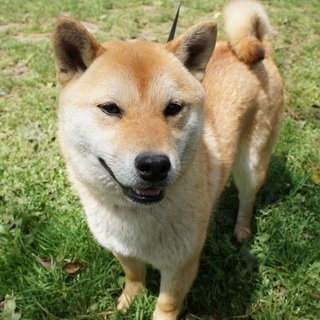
[54,17,216,206]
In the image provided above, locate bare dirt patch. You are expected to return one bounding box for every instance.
[80,21,100,34]
[12,32,51,42]
[0,22,51,42]
[0,23,24,31]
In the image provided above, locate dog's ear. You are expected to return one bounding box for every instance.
[165,21,217,82]
[53,16,105,85]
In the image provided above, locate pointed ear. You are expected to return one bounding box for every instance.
[53,16,105,85]
[165,21,217,82]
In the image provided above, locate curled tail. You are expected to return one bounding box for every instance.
[223,0,271,64]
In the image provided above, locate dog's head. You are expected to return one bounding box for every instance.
[53,16,216,206]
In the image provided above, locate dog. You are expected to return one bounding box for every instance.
[53,0,284,318]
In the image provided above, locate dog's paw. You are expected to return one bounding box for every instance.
[117,285,144,313]
[234,223,252,243]
[117,292,130,313]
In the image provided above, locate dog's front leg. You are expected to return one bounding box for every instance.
[153,256,200,320]
[114,253,147,312]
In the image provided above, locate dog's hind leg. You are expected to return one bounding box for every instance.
[232,120,280,243]
[115,253,147,312]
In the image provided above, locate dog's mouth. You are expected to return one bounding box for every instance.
[123,187,165,204]
[98,157,165,204]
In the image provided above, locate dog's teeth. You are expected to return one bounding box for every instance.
[135,188,161,197]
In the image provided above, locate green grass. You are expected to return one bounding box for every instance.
[0,0,319,319]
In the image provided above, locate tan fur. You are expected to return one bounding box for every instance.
[53,1,284,319]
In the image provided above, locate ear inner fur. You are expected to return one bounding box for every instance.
[53,16,105,85]
[165,21,217,82]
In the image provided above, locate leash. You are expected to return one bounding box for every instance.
[167,0,183,42]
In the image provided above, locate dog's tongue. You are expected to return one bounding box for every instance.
[135,188,162,197]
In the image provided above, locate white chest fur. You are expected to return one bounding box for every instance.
[82,192,199,270]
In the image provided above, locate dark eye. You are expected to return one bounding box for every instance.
[164,103,182,117]
[99,103,122,117]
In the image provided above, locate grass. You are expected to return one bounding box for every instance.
[0,0,319,319]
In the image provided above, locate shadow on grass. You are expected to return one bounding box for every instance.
[183,154,293,319]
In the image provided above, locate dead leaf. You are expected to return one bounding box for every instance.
[276,285,287,293]
[38,259,54,270]
[302,233,316,240]
[286,109,307,121]
[2,295,22,320]
[32,254,55,270]
[63,262,83,274]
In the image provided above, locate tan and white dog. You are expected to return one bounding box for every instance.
[53,0,284,318]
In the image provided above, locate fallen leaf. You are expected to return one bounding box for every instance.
[38,259,54,270]
[2,295,22,320]
[302,233,316,240]
[286,109,307,121]
[32,254,55,270]
[63,262,83,274]
[276,284,287,293]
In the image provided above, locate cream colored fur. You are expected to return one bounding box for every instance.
[53,1,284,319]
[224,0,271,63]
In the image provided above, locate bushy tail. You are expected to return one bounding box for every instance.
[223,0,271,64]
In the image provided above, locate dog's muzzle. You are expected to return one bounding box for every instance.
[98,155,171,204]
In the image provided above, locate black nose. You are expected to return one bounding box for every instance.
[135,154,171,182]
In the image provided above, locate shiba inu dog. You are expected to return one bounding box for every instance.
[53,0,284,318]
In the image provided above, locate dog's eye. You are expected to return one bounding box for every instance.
[99,103,122,117]
[164,103,182,117]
